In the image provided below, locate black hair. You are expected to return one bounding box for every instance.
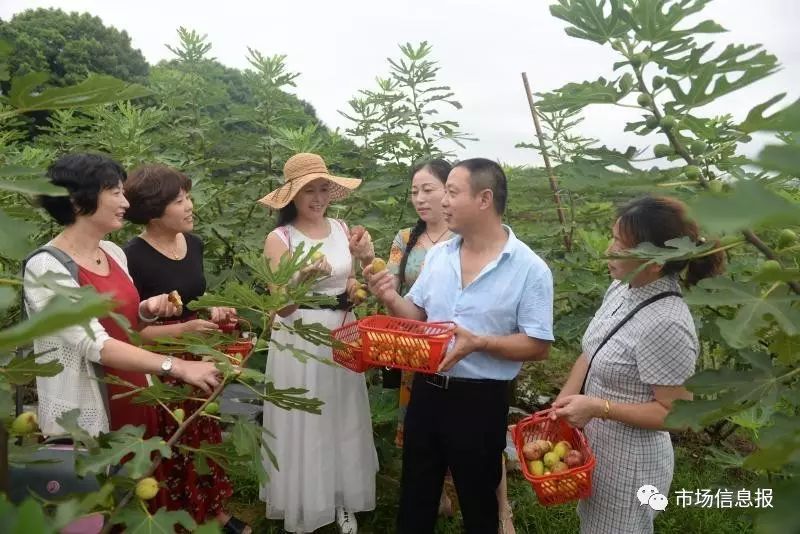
[398,159,452,291]
[277,201,298,226]
[617,195,725,286]
[453,158,507,215]
[38,153,127,225]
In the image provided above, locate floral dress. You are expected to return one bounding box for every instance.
[387,227,432,447]
[124,234,232,523]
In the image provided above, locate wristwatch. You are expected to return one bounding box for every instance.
[160,356,174,376]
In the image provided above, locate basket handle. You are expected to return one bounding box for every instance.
[220,316,252,333]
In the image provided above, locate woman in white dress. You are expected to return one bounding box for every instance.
[258,153,378,533]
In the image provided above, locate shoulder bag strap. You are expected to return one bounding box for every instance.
[19,246,110,419]
[579,291,682,395]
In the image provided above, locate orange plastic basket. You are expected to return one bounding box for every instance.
[331,321,369,373]
[358,315,456,374]
[511,410,596,506]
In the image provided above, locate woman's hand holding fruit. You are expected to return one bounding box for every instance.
[209,306,237,325]
[295,251,332,285]
[348,225,374,266]
[140,292,181,320]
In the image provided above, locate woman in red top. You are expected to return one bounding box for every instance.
[27,153,222,508]
[78,255,164,433]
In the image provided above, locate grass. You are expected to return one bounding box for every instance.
[227,418,756,533]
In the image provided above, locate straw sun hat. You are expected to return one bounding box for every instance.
[258,153,362,210]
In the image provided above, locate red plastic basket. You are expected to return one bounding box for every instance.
[511,410,596,506]
[331,321,369,373]
[217,319,255,365]
[218,337,255,365]
[358,315,456,374]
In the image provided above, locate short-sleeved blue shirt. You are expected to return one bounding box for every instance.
[406,225,554,379]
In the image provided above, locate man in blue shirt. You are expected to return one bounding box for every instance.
[366,158,554,533]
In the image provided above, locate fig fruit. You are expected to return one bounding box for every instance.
[173,408,185,424]
[778,229,798,249]
[371,258,387,273]
[565,449,584,468]
[543,451,560,468]
[135,477,159,500]
[528,460,545,476]
[523,442,545,461]
[11,411,38,435]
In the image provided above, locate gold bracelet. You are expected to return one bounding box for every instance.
[601,399,611,420]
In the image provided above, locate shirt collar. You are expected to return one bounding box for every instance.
[446,225,517,259]
[626,274,681,301]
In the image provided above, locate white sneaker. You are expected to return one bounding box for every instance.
[336,507,357,534]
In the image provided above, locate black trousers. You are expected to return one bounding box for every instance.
[397,374,510,534]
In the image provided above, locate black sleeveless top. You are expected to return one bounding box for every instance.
[123,233,206,320]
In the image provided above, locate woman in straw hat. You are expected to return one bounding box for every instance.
[258,153,378,534]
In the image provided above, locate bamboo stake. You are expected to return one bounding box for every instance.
[522,73,572,251]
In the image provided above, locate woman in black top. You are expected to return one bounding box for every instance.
[123,164,249,534]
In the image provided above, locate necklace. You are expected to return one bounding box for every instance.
[146,236,181,260]
[56,237,103,265]
[425,227,450,244]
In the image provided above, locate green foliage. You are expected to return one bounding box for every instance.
[532,2,800,531]
[1,2,799,531]
[0,8,149,86]
[340,41,474,165]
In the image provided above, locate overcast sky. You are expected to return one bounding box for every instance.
[2,0,798,165]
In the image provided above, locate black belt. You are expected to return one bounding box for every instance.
[298,292,350,311]
[421,373,509,391]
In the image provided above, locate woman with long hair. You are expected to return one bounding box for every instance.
[258,153,377,534]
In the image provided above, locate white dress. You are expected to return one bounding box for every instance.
[260,218,378,533]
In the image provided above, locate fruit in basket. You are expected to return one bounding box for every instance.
[553,440,571,459]
[543,451,559,468]
[552,461,568,474]
[522,441,546,461]
[528,460,545,476]
[565,449,584,468]
[543,469,551,475]
[532,439,552,453]
[371,258,387,273]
